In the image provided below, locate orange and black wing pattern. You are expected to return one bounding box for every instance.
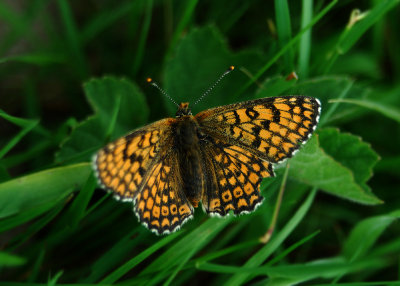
[197,96,320,215]
[93,118,193,234]
[201,138,273,216]
[196,96,321,163]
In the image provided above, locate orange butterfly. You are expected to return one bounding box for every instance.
[93,68,321,235]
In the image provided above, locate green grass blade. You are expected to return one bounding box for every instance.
[0,252,26,267]
[57,0,88,78]
[164,0,199,61]
[131,0,153,76]
[234,0,338,99]
[0,109,39,159]
[100,232,182,284]
[338,0,400,54]
[0,53,66,65]
[274,0,294,71]
[80,2,135,44]
[329,98,400,123]
[225,188,317,285]
[298,0,313,78]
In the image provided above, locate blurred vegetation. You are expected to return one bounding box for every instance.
[1,0,400,285]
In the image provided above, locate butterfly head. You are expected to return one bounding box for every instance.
[176,102,192,117]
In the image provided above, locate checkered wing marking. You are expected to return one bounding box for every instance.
[94,118,193,235]
[134,153,194,235]
[196,96,320,163]
[94,119,172,200]
[201,138,273,216]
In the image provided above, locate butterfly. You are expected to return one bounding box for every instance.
[93,70,321,235]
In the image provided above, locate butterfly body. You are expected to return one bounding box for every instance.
[172,107,205,208]
[94,96,321,235]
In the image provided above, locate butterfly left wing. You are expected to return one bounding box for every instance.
[196,96,321,163]
[93,118,194,235]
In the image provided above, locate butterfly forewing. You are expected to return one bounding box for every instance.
[196,96,320,163]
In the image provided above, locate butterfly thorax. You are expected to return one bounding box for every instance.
[173,109,205,208]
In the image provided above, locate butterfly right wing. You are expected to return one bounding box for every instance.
[196,96,321,163]
[201,138,274,216]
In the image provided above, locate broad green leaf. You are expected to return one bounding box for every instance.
[343,212,400,261]
[318,128,379,191]
[56,77,149,163]
[289,135,381,204]
[0,163,91,218]
[163,26,265,114]
[85,76,149,138]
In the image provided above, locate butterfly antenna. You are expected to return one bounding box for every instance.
[147,78,179,107]
[193,66,235,106]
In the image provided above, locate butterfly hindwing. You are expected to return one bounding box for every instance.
[134,153,194,234]
[201,138,273,216]
[196,96,321,163]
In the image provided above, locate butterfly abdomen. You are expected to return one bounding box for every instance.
[173,116,205,208]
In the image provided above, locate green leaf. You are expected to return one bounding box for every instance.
[163,26,265,114]
[0,162,91,218]
[343,212,399,261]
[318,128,380,191]
[289,134,381,204]
[56,77,149,163]
[84,76,149,137]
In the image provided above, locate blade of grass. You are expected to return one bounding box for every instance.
[329,98,400,123]
[0,53,66,65]
[224,187,317,286]
[100,232,182,284]
[131,0,153,76]
[323,0,400,74]
[298,0,313,78]
[0,109,39,159]
[319,79,354,126]
[274,0,294,71]
[234,0,338,99]
[260,162,290,243]
[163,0,199,62]
[80,1,136,44]
[57,0,88,78]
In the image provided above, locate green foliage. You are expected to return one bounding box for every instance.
[1,0,399,285]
